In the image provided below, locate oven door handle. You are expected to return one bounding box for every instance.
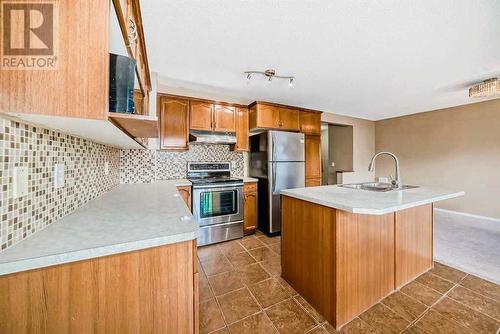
[192,183,244,190]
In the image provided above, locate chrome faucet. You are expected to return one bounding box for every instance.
[368,152,402,189]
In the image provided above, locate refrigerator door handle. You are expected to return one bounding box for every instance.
[272,163,277,194]
[271,132,276,162]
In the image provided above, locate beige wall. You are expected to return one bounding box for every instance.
[322,113,376,183]
[375,99,500,219]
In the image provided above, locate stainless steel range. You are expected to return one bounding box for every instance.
[187,162,244,246]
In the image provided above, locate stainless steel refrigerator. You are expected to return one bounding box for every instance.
[249,131,305,236]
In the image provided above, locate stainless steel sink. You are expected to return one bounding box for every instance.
[339,182,419,192]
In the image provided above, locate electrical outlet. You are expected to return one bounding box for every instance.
[104,161,109,175]
[13,166,29,199]
[54,163,65,189]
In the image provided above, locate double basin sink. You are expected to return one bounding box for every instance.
[339,182,419,192]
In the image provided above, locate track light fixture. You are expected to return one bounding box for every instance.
[244,69,295,87]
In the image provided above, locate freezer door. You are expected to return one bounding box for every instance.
[268,162,305,233]
[268,131,305,162]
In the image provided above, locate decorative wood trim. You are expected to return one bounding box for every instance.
[157,93,248,109]
[248,101,323,114]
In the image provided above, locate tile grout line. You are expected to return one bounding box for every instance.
[401,273,473,334]
[218,235,282,333]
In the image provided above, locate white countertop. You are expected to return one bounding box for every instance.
[243,177,258,183]
[281,185,464,215]
[0,180,198,276]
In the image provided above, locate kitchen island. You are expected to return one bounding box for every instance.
[280,185,464,330]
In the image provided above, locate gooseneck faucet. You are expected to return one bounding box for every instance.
[368,152,402,189]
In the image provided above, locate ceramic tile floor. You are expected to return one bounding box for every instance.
[198,232,500,334]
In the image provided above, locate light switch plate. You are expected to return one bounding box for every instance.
[54,163,65,189]
[13,166,29,199]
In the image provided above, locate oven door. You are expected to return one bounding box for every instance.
[192,183,244,227]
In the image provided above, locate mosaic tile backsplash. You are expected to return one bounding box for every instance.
[120,145,246,183]
[0,116,120,251]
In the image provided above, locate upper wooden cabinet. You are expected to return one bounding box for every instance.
[232,107,249,151]
[249,102,300,131]
[159,97,190,150]
[214,105,236,132]
[190,101,214,131]
[0,0,109,119]
[300,111,322,135]
[189,102,235,133]
[305,135,322,182]
[0,0,156,149]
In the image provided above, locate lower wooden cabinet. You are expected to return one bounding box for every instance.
[0,241,199,334]
[177,186,192,211]
[243,182,258,235]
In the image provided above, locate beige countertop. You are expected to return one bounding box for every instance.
[0,180,198,276]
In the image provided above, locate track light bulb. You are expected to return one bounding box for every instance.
[289,78,294,88]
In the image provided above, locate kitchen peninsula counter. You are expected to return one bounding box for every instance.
[0,180,197,276]
[280,185,464,329]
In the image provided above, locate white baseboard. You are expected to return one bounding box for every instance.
[434,208,500,224]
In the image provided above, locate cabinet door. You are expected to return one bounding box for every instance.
[190,101,214,131]
[234,108,249,151]
[300,111,321,135]
[244,183,257,235]
[279,108,300,131]
[255,104,280,129]
[305,135,322,180]
[214,105,236,132]
[159,97,189,150]
[305,178,322,187]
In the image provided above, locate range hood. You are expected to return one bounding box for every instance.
[189,130,236,145]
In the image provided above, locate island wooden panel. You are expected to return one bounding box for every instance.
[395,204,433,288]
[281,196,337,322]
[335,210,395,326]
[0,241,197,334]
[281,196,397,329]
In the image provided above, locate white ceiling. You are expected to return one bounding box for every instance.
[141,0,500,120]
